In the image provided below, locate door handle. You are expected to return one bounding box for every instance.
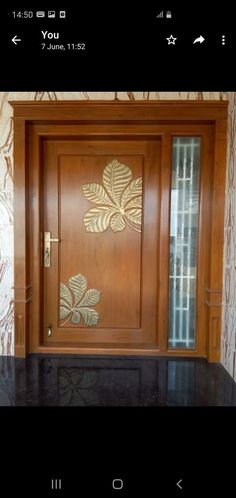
[44,231,61,267]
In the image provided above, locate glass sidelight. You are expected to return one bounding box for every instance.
[168,137,201,349]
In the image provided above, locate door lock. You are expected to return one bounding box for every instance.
[44,231,60,267]
[47,325,52,337]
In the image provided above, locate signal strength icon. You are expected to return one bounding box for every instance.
[156,11,164,18]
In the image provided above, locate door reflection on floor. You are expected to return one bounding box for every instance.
[0,355,236,406]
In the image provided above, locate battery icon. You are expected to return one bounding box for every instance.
[59,11,66,18]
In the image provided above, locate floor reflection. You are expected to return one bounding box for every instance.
[0,355,236,406]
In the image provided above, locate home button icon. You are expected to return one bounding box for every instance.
[112,478,124,490]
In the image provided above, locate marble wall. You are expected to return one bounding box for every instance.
[0,92,235,381]
[221,92,236,380]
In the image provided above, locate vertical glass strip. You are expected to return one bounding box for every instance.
[168,137,201,349]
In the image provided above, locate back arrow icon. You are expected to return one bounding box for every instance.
[193,35,205,44]
[176,479,183,490]
[12,35,21,45]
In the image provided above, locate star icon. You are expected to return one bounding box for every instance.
[166,34,177,45]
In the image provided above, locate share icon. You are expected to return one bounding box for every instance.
[193,35,205,44]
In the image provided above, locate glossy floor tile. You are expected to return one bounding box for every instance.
[0,355,236,406]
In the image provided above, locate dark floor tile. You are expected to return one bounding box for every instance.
[0,355,236,406]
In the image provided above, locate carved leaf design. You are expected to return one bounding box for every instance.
[125,195,142,210]
[71,311,81,324]
[60,306,71,320]
[79,289,101,307]
[102,160,132,204]
[68,273,87,306]
[60,273,101,327]
[83,207,116,233]
[81,183,114,206]
[82,159,142,233]
[60,283,73,307]
[121,177,142,207]
[110,213,126,232]
[79,307,100,326]
[126,208,142,225]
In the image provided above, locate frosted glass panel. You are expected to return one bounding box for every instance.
[169,137,201,349]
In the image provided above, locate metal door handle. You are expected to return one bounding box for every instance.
[44,231,61,267]
[48,237,60,243]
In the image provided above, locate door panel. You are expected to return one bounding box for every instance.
[42,139,160,346]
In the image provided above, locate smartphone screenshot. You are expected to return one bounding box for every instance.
[0,3,235,496]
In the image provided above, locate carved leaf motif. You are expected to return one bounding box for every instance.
[79,307,100,326]
[68,273,87,306]
[79,289,101,307]
[82,159,142,233]
[121,177,142,207]
[126,208,142,225]
[81,183,114,206]
[60,283,73,307]
[102,160,132,204]
[125,195,142,210]
[60,273,101,327]
[83,207,116,233]
[71,310,81,324]
[60,306,71,320]
[110,213,126,232]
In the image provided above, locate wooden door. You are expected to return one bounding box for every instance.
[42,139,160,348]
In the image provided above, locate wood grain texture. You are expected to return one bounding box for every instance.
[207,119,227,361]
[42,139,160,346]
[9,100,228,121]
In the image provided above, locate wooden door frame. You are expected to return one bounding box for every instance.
[11,101,228,360]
